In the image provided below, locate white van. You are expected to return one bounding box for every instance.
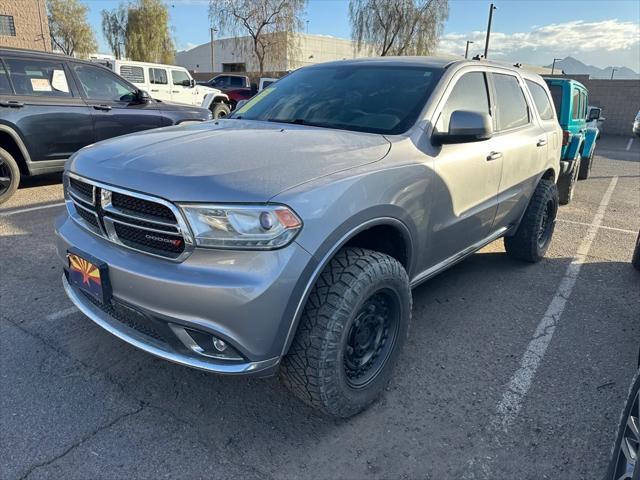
[101,59,231,118]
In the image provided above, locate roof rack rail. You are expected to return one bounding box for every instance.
[513,62,522,68]
[472,54,484,61]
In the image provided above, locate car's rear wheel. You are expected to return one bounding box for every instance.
[280,247,411,417]
[504,178,558,263]
[606,367,640,480]
[211,103,231,119]
[0,147,20,205]
[578,150,595,180]
[558,156,580,205]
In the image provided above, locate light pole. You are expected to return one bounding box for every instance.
[610,68,617,80]
[210,27,217,73]
[551,58,562,75]
[483,3,497,59]
[465,40,474,59]
[306,20,309,34]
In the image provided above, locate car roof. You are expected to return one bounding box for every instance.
[0,47,97,67]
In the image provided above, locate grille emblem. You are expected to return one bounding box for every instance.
[144,234,183,247]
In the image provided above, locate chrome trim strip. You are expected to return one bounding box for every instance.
[68,188,94,207]
[102,203,179,228]
[63,275,279,375]
[66,199,102,235]
[66,172,195,263]
[409,226,510,288]
[106,216,183,236]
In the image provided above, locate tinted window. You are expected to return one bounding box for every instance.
[571,89,580,119]
[526,80,554,120]
[74,64,136,102]
[437,72,490,132]
[548,85,562,120]
[171,70,190,86]
[3,58,72,97]
[229,76,244,87]
[120,65,144,84]
[580,91,587,117]
[150,68,167,85]
[492,73,529,130]
[233,65,442,135]
[0,62,11,94]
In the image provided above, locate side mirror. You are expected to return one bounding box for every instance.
[587,108,601,122]
[433,110,493,145]
[189,78,196,88]
[136,90,152,103]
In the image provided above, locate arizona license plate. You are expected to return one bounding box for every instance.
[66,249,111,304]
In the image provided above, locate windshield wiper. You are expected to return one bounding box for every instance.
[266,118,309,125]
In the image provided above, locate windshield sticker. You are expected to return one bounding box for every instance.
[30,78,52,92]
[51,69,70,93]
[236,87,276,115]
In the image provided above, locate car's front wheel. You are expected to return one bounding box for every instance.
[280,247,411,417]
[0,147,20,205]
[504,178,558,262]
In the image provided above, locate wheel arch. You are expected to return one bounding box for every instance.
[0,125,32,175]
[280,216,414,357]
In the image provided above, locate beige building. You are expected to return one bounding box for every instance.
[0,0,50,52]
[176,32,370,73]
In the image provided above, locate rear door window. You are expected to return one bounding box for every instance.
[119,65,145,84]
[150,68,167,85]
[437,71,490,132]
[492,73,529,131]
[3,57,72,97]
[548,85,562,120]
[525,80,554,120]
[229,76,244,87]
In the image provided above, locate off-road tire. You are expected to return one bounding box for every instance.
[578,150,594,180]
[280,247,411,418]
[210,103,231,119]
[558,157,580,205]
[504,179,558,263]
[0,147,20,205]
[632,231,640,271]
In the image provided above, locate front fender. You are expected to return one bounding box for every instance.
[582,128,598,159]
[200,93,229,109]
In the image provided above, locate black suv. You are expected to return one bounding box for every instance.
[0,48,212,204]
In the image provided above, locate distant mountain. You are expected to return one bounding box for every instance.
[546,56,639,79]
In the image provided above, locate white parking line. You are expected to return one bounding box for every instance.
[557,218,637,235]
[0,202,65,217]
[494,176,619,430]
[626,138,634,151]
[45,306,78,321]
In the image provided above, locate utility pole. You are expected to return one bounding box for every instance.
[551,58,562,75]
[465,40,474,59]
[306,20,309,34]
[610,68,617,80]
[210,27,217,73]
[483,3,497,59]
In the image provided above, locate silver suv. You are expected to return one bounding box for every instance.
[56,58,561,417]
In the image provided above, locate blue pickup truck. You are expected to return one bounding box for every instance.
[544,78,599,204]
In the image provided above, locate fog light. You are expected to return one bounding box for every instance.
[213,338,227,352]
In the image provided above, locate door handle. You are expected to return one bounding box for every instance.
[536,139,547,147]
[150,89,159,92]
[171,90,179,93]
[0,100,24,108]
[486,151,503,161]
[92,104,112,111]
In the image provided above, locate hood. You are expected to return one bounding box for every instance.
[197,85,225,96]
[68,120,391,203]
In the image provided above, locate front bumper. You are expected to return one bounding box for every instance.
[55,214,316,376]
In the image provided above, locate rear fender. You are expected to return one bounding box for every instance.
[566,135,583,161]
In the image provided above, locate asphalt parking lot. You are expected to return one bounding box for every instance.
[1,135,639,480]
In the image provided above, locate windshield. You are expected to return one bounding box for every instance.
[231,64,443,135]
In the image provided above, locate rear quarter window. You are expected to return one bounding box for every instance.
[548,85,563,120]
[571,89,580,119]
[525,80,555,121]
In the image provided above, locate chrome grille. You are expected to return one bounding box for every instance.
[66,173,194,261]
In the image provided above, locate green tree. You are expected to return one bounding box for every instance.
[47,0,97,57]
[349,0,448,56]
[101,5,128,60]
[126,0,175,63]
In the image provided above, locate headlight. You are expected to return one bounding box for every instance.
[179,204,302,250]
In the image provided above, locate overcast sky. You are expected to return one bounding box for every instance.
[84,0,640,71]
